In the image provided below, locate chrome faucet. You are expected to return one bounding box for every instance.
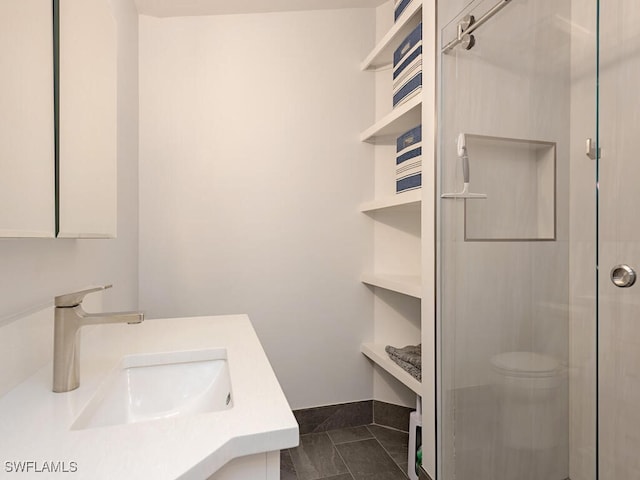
[53,285,144,393]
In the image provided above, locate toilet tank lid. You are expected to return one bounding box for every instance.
[491,351,560,374]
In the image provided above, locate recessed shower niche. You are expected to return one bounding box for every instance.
[462,134,556,241]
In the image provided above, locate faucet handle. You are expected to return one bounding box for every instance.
[55,285,113,307]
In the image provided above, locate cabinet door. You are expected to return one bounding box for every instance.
[0,0,55,237]
[57,0,116,238]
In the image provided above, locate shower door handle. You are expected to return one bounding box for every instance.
[611,264,636,288]
[586,138,601,160]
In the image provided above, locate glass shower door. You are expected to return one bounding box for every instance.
[596,1,640,478]
[438,0,595,478]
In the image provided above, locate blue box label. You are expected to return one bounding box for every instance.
[396,125,422,152]
[394,22,422,67]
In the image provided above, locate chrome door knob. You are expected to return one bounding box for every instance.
[611,265,636,288]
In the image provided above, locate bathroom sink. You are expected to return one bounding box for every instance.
[72,349,233,430]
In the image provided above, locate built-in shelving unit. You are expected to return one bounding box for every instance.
[359,95,422,144]
[361,273,422,299]
[358,1,435,476]
[361,343,421,394]
[359,0,426,412]
[359,189,421,213]
[360,0,423,71]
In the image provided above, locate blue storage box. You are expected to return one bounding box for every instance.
[393,43,422,83]
[393,72,422,107]
[397,173,422,193]
[396,125,422,193]
[393,23,422,67]
[394,0,413,22]
[393,23,422,107]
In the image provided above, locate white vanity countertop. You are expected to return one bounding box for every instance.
[0,315,299,479]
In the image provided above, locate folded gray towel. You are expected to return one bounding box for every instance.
[385,344,421,382]
[385,344,421,368]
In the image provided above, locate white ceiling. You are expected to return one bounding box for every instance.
[135,0,387,17]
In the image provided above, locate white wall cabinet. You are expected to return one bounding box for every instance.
[0,1,55,238]
[0,0,117,239]
[57,0,117,238]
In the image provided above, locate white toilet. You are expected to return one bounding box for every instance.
[490,351,564,450]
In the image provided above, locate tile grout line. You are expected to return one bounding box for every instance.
[375,437,409,480]
[329,437,375,446]
[294,431,356,480]
[289,424,409,480]
[326,428,375,447]
[326,429,357,480]
[370,422,410,434]
[280,448,300,480]
[365,426,409,479]
[285,448,301,480]
[331,440,356,480]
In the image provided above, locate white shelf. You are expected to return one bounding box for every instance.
[361,273,421,299]
[360,95,422,144]
[360,189,421,213]
[360,0,423,71]
[361,342,421,394]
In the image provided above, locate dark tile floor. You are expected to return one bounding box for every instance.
[281,424,409,480]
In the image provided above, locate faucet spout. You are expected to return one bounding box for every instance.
[52,287,144,393]
[82,311,145,326]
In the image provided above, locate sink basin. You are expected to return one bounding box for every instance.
[72,349,232,430]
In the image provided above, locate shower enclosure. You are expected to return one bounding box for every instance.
[437,0,640,478]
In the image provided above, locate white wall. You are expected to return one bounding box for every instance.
[139,9,375,409]
[135,0,386,17]
[0,0,139,387]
